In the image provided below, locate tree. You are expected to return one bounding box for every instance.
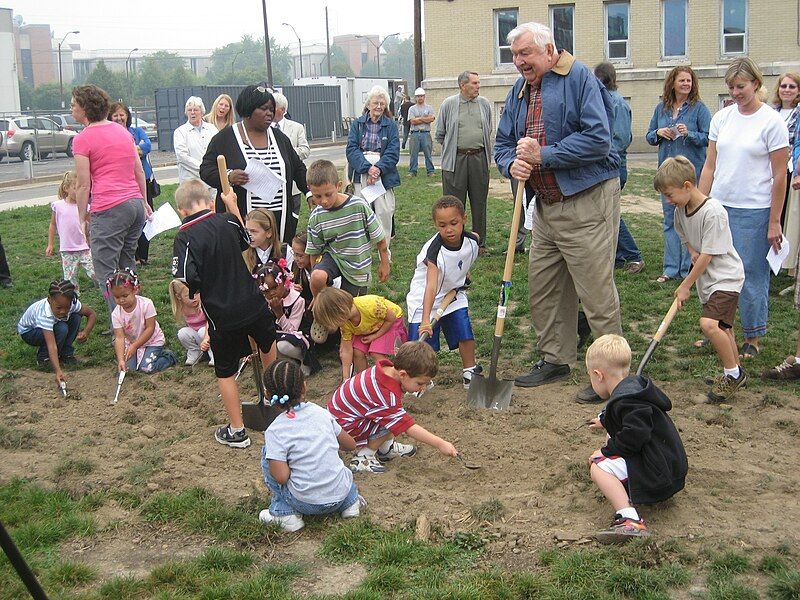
[329,45,354,77]
[382,36,415,85]
[18,79,33,110]
[134,51,194,104]
[85,60,125,102]
[206,35,292,86]
[31,83,66,110]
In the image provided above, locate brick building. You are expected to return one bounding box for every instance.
[422,0,800,152]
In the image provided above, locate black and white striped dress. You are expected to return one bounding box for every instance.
[243,143,283,213]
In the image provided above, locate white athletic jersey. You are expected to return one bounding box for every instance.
[406,231,479,324]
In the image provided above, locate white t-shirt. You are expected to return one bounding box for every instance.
[709,104,789,209]
[263,402,353,505]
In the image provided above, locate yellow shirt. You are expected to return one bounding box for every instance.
[340,295,404,341]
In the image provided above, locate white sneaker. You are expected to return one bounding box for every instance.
[462,365,482,389]
[349,454,388,473]
[207,350,215,367]
[258,509,305,532]
[185,349,202,365]
[341,494,368,518]
[376,441,417,461]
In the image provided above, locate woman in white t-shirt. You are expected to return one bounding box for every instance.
[699,58,790,359]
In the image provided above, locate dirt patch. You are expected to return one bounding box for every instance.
[3,363,799,573]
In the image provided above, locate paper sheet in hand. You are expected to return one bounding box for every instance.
[766,236,791,275]
[142,202,182,240]
[243,159,284,201]
[360,178,387,204]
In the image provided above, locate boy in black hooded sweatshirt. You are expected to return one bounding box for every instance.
[586,334,688,543]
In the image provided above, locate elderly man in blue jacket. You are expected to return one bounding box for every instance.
[494,22,622,403]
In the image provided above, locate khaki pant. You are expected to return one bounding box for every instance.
[528,177,622,365]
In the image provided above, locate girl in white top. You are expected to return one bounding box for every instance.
[699,58,790,358]
[258,360,364,533]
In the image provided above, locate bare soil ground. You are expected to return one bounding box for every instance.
[3,357,799,583]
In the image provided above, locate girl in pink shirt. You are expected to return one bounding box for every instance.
[109,269,175,374]
[169,280,214,366]
[46,171,98,292]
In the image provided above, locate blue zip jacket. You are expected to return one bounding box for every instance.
[346,112,400,190]
[645,100,710,177]
[495,52,619,196]
[129,126,153,180]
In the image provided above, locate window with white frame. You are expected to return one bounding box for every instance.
[721,0,747,54]
[605,2,630,61]
[550,5,575,55]
[662,0,687,58]
[495,8,518,65]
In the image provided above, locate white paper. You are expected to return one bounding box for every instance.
[766,236,791,275]
[523,189,536,232]
[243,158,284,202]
[142,202,182,241]
[360,178,387,204]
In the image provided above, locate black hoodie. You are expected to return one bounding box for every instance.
[600,375,688,505]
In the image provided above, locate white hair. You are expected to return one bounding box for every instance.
[185,96,206,114]
[507,22,557,51]
[273,92,288,111]
[365,85,390,109]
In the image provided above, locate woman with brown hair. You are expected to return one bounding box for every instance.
[205,94,234,131]
[646,67,711,283]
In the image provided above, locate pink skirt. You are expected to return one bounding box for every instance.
[351,318,408,355]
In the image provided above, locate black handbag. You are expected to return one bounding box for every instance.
[151,177,161,198]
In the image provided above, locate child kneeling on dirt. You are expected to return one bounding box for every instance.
[586,334,688,543]
[654,156,746,402]
[328,341,458,473]
[259,360,365,532]
[406,195,481,389]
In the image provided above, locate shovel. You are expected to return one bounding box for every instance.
[636,298,679,376]
[407,289,458,397]
[466,180,525,411]
[111,370,125,405]
[241,350,282,432]
[217,155,231,196]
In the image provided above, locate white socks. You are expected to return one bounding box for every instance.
[723,366,741,379]
[356,447,377,458]
[377,438,394,454]
[617,506,640,521]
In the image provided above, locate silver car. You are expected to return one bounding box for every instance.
[0,116,79,162]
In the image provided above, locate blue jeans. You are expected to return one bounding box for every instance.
[20,313,81,362]
[661,194,691,278]
[261,449,359,517]
[615,167,643,264]
[408,131,434,175]
[726,206,771,339]
[126,346,176,373]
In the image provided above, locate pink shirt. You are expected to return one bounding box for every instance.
[73,121,142,213]
[51,200,89,252]
[111,296,166,368]
[184,309,207,331]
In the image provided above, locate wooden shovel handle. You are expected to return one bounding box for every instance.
[653,298,680,343]
[494,180,525,337]
[419,289,458,342]
[217,155,231,195]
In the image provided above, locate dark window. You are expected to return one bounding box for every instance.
[550,5,575,55]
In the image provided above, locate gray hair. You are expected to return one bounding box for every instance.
[185,96,206,114]
[457,71,478,86]
[365,85,390,108]
[273,92,288,111]
[506,22,557,51]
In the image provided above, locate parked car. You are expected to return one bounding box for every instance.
[51,113,86,133]
[0,116,78,162]
[131,116,158,143]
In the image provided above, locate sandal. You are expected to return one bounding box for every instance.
[693,338,710,348]
[655,275,672,284]
[739,343,759,359]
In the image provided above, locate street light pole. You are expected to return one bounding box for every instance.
[282,22,303,79]
[355,33,399,78]
[261,0,274,84]
[126,48,138,101]
[58,30,79,109]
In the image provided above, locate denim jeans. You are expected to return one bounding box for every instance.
[125,346,176,373]
[615,167,643,264]
[408,131,434,175]
[261,449,359,517]
[661,194,691,278]
[725,206,771,339]
[20,312,81,362]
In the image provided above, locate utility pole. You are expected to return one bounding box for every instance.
[126,47,138,102]
[261,0,274,84]
[325,6,332,76]
[414,0,423,87]
[282,22,303,78]
[58,30,79,109]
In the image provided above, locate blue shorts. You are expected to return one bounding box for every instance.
[408,307,474,351]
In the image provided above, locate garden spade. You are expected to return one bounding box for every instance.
[466,180,525,411]
[111,370,125,405]
[636,298,679,376]
[241,352,282,432]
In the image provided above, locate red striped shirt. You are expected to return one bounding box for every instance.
[327,360,415,446]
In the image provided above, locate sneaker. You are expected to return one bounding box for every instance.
[707,368,747,403]
[185,349,202,366]
[214,425,251,449]
[341,494,368,518]
[310,321,329,344]
[377,441,417,461]
[762,357,800,381]
[59,355,78,365]
[408,171,417,177]
[463,365,483,389]
[575,384,604,404]
[349,454,388,473]
[0,280,12,289]
[514,359,570,387]
[36,357,51,368]
[624,261,645,275]
[258,509,305,532]
[595,515,650,544]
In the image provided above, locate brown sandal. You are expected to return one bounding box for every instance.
[655,275,672,284]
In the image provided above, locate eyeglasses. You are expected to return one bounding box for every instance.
[256,86,274,94]
[780,84,798,89]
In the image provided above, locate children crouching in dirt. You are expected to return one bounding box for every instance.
[585,334,688,543]
[327,341,458,473]
[258,360,365,532]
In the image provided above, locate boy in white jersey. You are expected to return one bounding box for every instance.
[406,196,480,388]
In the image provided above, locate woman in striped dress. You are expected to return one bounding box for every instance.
[200,85,309,244]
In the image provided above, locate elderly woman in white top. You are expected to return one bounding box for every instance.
[174,96,218,183]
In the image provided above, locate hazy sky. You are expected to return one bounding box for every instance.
[7,0,415,51]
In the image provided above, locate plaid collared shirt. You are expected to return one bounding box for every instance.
[525,83,562,204]
[360,118,382,152]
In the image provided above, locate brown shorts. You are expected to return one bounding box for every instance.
[701,290,739,329]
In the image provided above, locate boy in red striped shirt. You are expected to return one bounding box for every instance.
[328,341,459,473]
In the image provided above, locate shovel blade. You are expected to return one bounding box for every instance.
[241,400,282,432]
[466,373,514,410]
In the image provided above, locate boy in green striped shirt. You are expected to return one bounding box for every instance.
[306,160,390,301]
